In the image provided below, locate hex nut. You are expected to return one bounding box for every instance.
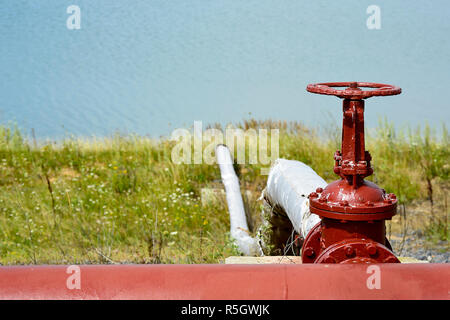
[366,244,378,256]
[304,247,315,258]
[344,246,354,257]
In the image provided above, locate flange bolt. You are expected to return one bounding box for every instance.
[383,256,398,263]
[344,246,354,257]
[366,244,378,256]
[304,247,315,258]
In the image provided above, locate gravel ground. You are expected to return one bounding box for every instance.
[390,232,449,263]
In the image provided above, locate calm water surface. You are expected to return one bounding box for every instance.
[1,1,449,139]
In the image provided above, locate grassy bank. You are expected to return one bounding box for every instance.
[0,120,448,264]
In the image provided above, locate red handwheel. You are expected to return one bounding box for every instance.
[306,82,401,99]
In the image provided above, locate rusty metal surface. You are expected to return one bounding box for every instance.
[0,264,448,300]
[303,82,402,263]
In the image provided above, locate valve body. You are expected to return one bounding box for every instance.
[302,82,401,264]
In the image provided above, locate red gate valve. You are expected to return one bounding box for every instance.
[302,82,401,264]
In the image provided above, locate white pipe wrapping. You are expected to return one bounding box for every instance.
[264,159,327,238]
[216,145,261,256]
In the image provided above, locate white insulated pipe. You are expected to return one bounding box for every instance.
[216,145,261,256]
[264,159,327,239]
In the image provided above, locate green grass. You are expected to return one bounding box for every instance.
[0,120,448,264]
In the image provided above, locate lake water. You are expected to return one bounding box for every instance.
[1,1,449,139]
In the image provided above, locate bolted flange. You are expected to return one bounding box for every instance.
[314,239,400,264]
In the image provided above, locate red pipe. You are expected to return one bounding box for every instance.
[0,264,448,300]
